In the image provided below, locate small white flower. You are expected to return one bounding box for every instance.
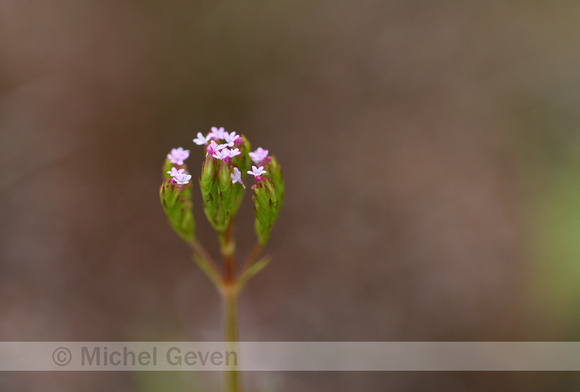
[209,126,226,140]
[231,167,245,188]
[167,147,190,165]
[167,167,185,177]
[174,172,192,185]
[247,165,267,178]
[249,147,269,164]
[223,131,239,147]
[193,132,209,145]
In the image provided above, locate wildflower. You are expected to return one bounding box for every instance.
[166,166,191,185]
[206,140,226,156]
[209,126,226,140]
[212,148,230,161]
[167,167,185,177]
[227,148,241,159]
[223,131,240,147]
[231,167,245,188]
[247,165,267,181]
[249,147,269,165]
[193,132,210,145]
[173,171,192,185]
[167,147,190,165]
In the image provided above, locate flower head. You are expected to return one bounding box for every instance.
[249,147,269,165]
[248,165,267,181]
[193,132,210,145]
[231,167,245,188]
[208,126,226,140]
[167,147,190,165]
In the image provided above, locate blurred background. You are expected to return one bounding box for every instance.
[1,0,580,390]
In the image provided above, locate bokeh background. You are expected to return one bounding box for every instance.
[1,0,580,390]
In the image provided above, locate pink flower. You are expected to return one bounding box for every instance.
[167,167,192,185]
[193,132,210,145]
[212,147,230,161]
[231,167,245,188]
[167,147,190,165]
[173,172,192,185]
[227,148,241,159]
[247,165,267,181]
[167,167,185,177]
[249,147,269,165]
[223,131,240,147]
[208,126,226,140]
[206,140,226,156]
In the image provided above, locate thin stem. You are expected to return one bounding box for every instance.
[223,286,240,392]
[238,243,263,279]
[191,239,219,273]
[190,239,223,287]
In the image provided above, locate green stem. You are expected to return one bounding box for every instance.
[190,240,223,289]
[238,243,263,279]
[223,287,240,392]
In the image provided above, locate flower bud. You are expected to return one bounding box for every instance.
[200,155,216,191]
[252,177,281,246]
[215,161,235,230]
[199,155,220,229]
[264,155,284,206]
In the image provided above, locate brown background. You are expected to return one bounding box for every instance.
[1,0,580,390]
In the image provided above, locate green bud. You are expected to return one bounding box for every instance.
[199,155,220,230]
[252,178,281,246]
[215,161,234,230]
[200,155,216,191]
[265,155,284,206]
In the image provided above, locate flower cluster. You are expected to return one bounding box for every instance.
[161,126,284,246]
